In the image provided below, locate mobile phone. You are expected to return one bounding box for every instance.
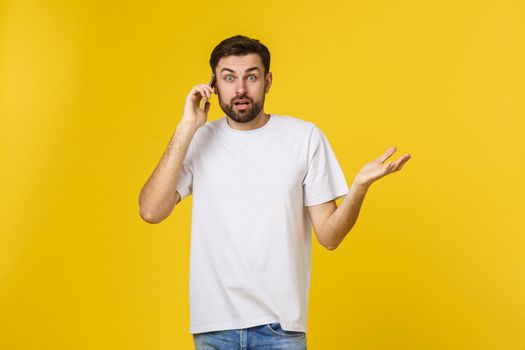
[201,73,216,110]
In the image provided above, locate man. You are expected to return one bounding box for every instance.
[138,35,411,350]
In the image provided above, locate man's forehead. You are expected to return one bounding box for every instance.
[216,54,264,72]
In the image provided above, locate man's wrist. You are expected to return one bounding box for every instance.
[176,121,199,135]
[350,181,370,194]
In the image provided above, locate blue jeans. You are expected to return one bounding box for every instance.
[193,322,307,350]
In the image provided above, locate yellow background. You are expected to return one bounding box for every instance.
[1,0,524,349]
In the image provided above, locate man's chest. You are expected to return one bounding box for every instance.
[192,137,308,199]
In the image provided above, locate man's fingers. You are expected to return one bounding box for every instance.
[196,87,210,99]
[381,161,393,172]
[202,88,211,99]
[187,88,200,101]
[187,84,214,103]
[199,85,213,98]
[190,88,208,102]
[198,84,214,97]
[392,154,411,172]
[377,146,397,163]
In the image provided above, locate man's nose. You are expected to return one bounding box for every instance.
[234,80,247,95]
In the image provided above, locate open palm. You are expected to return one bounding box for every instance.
[354,146,411,188]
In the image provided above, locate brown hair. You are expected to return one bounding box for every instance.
[209,35,271,75]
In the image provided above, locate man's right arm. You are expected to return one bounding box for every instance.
[138,123,197,224]
[138,83,214,224]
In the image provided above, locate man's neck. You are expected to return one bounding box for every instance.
[226,112,270,131]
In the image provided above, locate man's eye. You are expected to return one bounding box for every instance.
[247,75,257,80]
[225,75,234,81]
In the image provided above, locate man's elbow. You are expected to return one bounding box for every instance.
[139,197,178,224]
[321,236,339,251]
[322,231,348,251]
[325,243,339,251]
[139,208,169,224]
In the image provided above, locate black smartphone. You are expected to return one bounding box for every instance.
[201,73,216,110]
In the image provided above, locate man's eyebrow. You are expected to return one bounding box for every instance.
[220,66,261,74]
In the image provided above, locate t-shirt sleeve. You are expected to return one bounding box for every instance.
[175,139,194,202]
[303,125,349,207]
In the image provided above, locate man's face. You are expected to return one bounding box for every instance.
[214,53,272,123]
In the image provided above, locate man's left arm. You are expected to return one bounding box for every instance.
[308,146,411,251]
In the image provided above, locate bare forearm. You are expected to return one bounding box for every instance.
[139,122,198,223]
[323,182,369,249]
[321,146,411,249]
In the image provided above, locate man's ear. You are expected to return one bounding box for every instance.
[264,72,273,93]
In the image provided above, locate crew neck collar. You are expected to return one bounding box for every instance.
[221,114,274,136]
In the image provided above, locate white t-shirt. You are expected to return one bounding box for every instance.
[176,114,348,334]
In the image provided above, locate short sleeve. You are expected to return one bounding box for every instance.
[175,140,194,201]
[303,125,349,206]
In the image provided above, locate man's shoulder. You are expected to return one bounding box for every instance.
[271,114,316,132]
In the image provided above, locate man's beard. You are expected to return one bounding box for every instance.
[218,93,265,123]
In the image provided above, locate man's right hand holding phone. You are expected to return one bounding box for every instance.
[180,77,216,130]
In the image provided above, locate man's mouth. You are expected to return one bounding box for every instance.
[233,99,251,110]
